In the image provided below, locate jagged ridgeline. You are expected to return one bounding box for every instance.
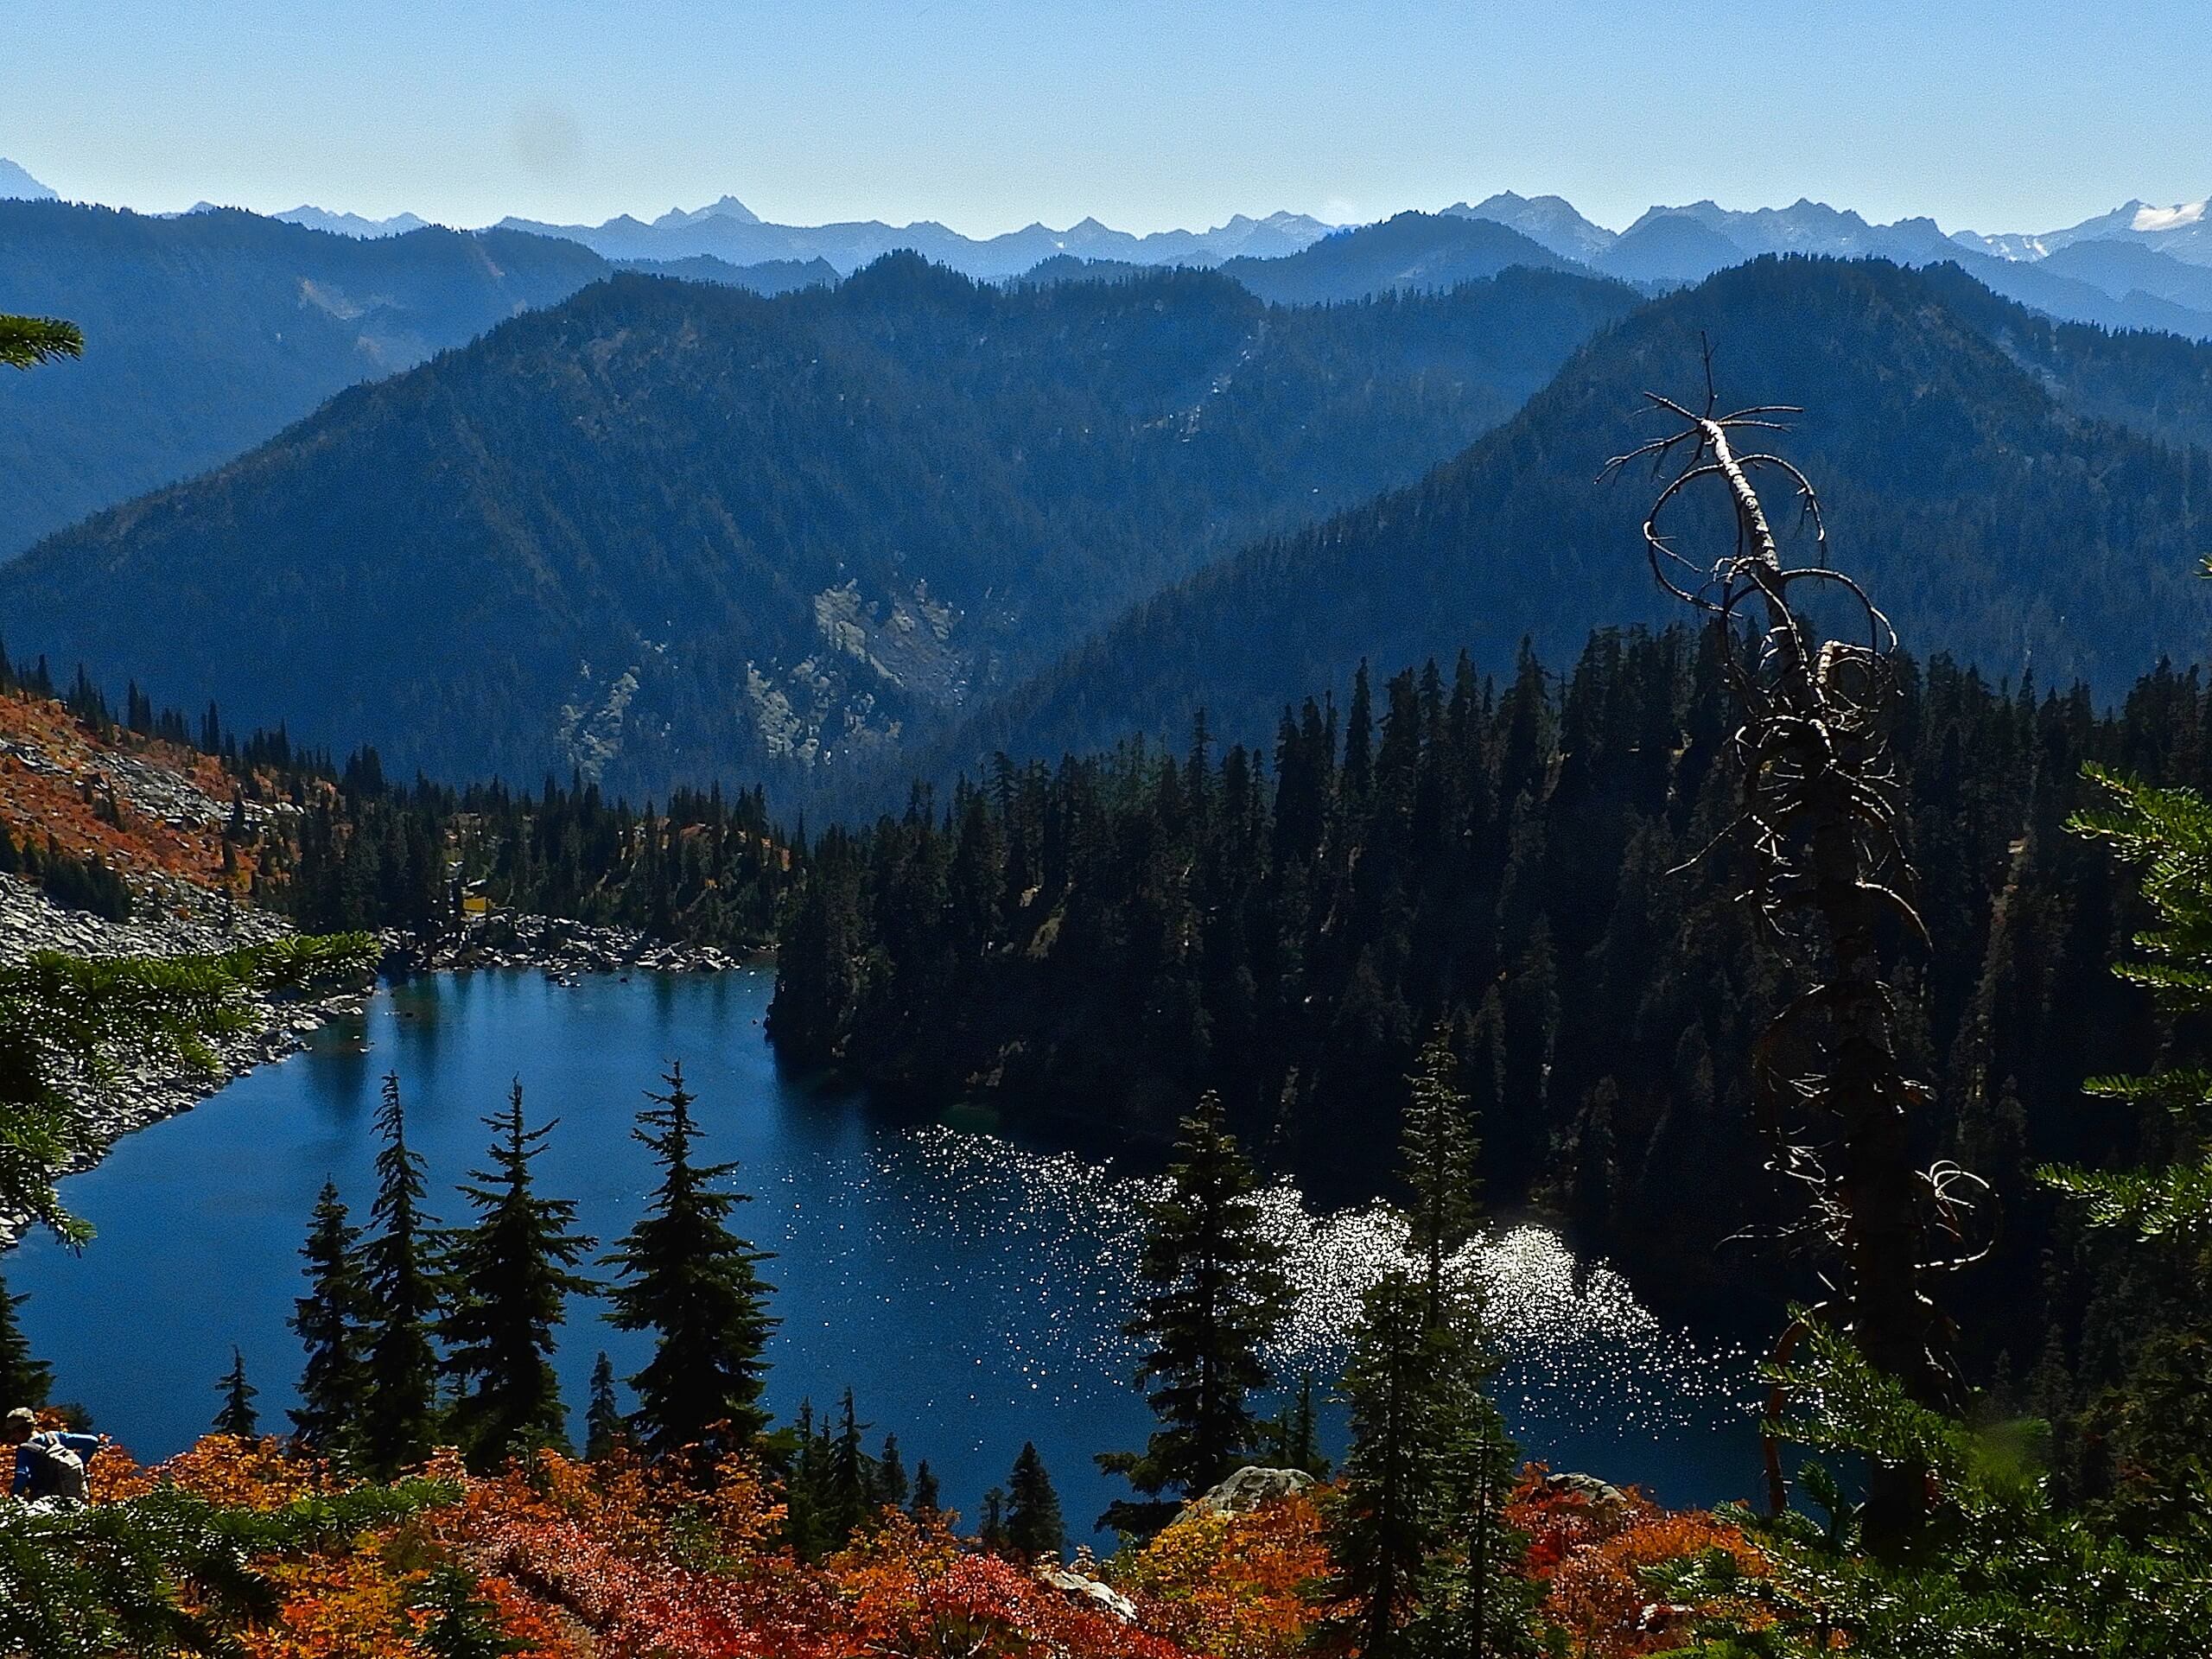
[0,253,1633,795]
[772,626,2211,1392]
[931,257,2212,781]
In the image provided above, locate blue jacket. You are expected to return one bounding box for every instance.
[12,1431,100,1498]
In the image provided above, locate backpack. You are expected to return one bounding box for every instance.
[22,1433,88,1501]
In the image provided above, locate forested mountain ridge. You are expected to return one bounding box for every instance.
[931,255,2212,777]
[1216,211,1590,303]
[0,256,1636,796]
[0,200,613,554]
[1020,212,1594,306]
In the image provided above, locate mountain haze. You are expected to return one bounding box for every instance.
[494,205,1333,279]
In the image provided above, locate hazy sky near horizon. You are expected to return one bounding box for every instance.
[6,0,2207,238]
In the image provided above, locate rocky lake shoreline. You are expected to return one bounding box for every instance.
[0,875,749,1246]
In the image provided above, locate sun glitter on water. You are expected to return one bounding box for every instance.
[884,1125,1753,1440]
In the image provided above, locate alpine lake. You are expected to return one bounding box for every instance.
[12,966,1759,1533]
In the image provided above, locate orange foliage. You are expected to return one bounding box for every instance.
[1543,1510,1770,1657]
[65,1434,1780,1659]
[151,1433,331,1509]
[1116,1494,1339,1659]
[837,1515,1183,1659]
[446,1446,841,1657]
[1504,1465,1659,1582]
[0,684,264,893]
[236,1540,425,1659]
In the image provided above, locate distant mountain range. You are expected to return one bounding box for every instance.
[179,172,2212,337]
[1425,193,2212,340]
[0,256,1632,791]
[19,150,2212,333]
[10,158,2212,806]
[489,205,1333,281]
[268,204,430,238]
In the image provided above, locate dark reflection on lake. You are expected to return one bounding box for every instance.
[11,969,1758,1529]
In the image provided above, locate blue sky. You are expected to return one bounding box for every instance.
[6,0,2208,236]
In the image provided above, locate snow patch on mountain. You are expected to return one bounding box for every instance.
[2134,200,2209,233]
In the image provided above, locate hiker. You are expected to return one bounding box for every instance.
[3,1406,102,1503]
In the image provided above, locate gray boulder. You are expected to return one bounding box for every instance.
[1196,1465,1317,1515]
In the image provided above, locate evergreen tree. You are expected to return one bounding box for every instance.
[1428,1340,1533,1659]
[1005,1441,1066,1562]
[909,1459,942,1521]
[2043,766,2212,1523]
[602,1063,778,1462]
[0,1271,52,1408]
[1331,1272,1439,1656]
[289,1179,370,1455]
[413,1563,530,1659]
[873,1432,910,1510]
[0,313,83,371]
[584,1352,622,1460]
[827,1388,874,1542]
[1262,1371,1330,1478]
[1331,1270,1528,1657]
[358,1072,442,1478]
[2049,766,2212,1242]
[780,1399,835,1560]
[212,1346,259,1439]
[1402,1025,1480,1326]
[1097,1090,1291,1536]
[435,1081,598,1471]
[977,1486,1010,1556]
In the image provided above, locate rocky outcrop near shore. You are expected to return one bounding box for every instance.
[382,911,750,979]
[0,874,371,1245]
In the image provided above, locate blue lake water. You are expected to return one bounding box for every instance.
[9,968,1759,1530]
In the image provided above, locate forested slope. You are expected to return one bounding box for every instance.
[937,257,2212,776]
[0,257,1634,795]
[0,202,610,553]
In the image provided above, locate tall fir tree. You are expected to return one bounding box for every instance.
[602,1063,778,1463]
[1262,1371,1331,1478]
[780,1400,835,1560]
[909,1459,942,1521]
[1006,1441,1066,1562]
[290,1179,370,1455]
[1330,1270,1445,1658]
[1098,1091,1291,1536]
[978,1486,1010,1556]
[435,1081,598,1471]
[1402,1025,1481,1326]
[212,1346,259,1439]
[0,1271,52,1408]
[358,1072,442,1478]
[1330,1271,1529,1657]
[584,1352,622,1460]
[827,1389,874,1543]
[873,1433,911,1510]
